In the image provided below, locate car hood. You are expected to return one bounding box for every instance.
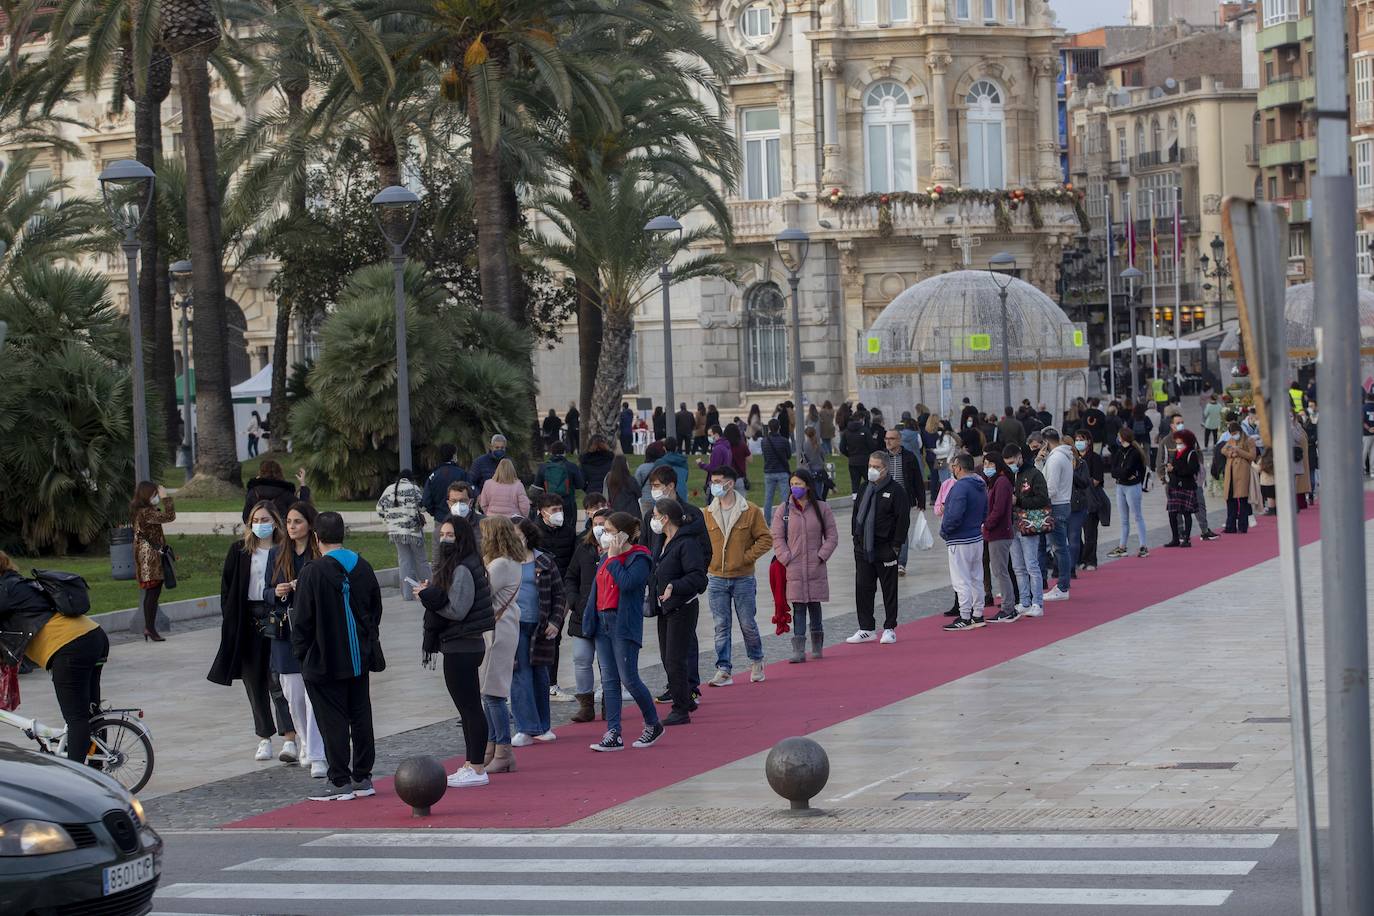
[0,745,128,822]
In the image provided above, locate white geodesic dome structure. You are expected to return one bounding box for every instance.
[1217,282,1374,383]
[856,270,1090,422]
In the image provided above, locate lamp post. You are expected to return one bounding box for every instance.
[1198,233,1230,325]
[99,159,157,485]
[988,251,1017,414]
[644,215,683,426]
[1120,265,1145,401]
[371,185,422,472]
[170,260,195,474]
[774,227,811,454]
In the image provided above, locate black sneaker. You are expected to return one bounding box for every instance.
[970,616,987,628]
[351,778,376,798]
[990,608,1022,624]
[663,711,691,726]
[654,689,671,704]
[942,608,960,617]
[309,782,354,802]
[942,618,979,632]
[590,730,623,752]
[1201,530,1220,541]
[632,724,666,748]
[1180,538,1192,547]
[692,689,702,703]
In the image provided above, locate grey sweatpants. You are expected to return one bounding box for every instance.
[1193,483,1211,533]
[393,538,430,601]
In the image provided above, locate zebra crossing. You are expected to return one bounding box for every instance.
[154,830,1284,915]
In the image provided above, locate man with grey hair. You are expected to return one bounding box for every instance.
[846,450,910,645]
[469,434,509,494]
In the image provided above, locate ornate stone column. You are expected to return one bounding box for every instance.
[821,58,844,186]
[928,52,954,182]
[1033,55,1061,187]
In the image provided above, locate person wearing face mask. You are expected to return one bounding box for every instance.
[420,444,469,551]
[564,508,611,724]
[506,519,568,746]
[376,469,430,602]
[1001,444,1048,617]
[529,494,576,704]
[760,418,794,524]
[940,454,990,632]
[210,501,297,762]
[445,481,484,549]
[1159,415,1219,540]
[1220,421,1258,534]
[698,425,734,503]
[702,467,773,685]
[641,466,710,706]
[267,501,326,777]
[1164,428,1203,547]
[583,513,663,751]
[882,428,927,576]
[131,480,175,642]
[534,440,586,519]
[469,434,510,495]
[477,516,526,772]
[1037,428,1076,602]
[416,517,495,788]
[770,469,839,662]
[841,416,878,499]
[1107,428,1149,558]
[647,500,708,725]
[846,452,911,645]
[981,451,1019,622]
[1072,431,1105,571]
[652,436,690,496]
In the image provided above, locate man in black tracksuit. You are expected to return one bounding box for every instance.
[641,465,711,702]
[292,512,384,801]
[847,451,910,644]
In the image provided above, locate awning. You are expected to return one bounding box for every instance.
[230,363,273,399]
[1100,336,1201,357]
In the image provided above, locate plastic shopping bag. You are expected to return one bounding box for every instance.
[912,510,934,551]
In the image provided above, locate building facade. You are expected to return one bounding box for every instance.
[1255,0,1314,282]
[1352,0,1374,282]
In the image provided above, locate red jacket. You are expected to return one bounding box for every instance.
[982,472,1014,542]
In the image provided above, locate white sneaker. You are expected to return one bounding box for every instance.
[254,738,273,761]
[880,629,897,644]
[510,733,535,747]
[279,739,299,764]
[534,730,558,743]
[310,760,328,778]
[548,685,576,703]
[1043,587,1071,602]
[750,661,765,683]
[845,629,876,644]
[1013,604,1032,615]
[1024,604,1045,618]
[447,766,490,788]
[708,668,734,687]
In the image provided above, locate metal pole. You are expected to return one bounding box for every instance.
[392,244,412,471]
[788,271,804,456]
[1105,191,1115,400]
[179,301,194,472]
[123,231,149,484]
[1314,0,1373,904]
[660,261,675,431]
[1172,185,1182,394]
[1130,297,1139,402]
[998,285,1012,411]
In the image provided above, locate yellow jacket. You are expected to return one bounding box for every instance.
[704,498,773,578]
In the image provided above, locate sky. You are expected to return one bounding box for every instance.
[1053,0,1132,32]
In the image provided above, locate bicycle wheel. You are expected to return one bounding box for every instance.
[85,717,155,795]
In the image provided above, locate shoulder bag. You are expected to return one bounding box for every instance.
[1013,506,1054,535]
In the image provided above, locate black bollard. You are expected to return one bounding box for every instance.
[393,755,446,817]
[764,737,830,817]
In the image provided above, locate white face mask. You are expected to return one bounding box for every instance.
[547,511,565,528]
[452,501,470,517]
[710,483,727,498]
[649,518,665,535]
[150,495,161,506]
[867,467,881,482]
[598,531,617,549]
[251,522,274,539]
[592,524,606,542]
[650,487,666,501]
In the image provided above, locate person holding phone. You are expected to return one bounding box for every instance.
[266,501,325,776]
[131,481,175,642]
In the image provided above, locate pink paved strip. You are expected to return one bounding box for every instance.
[227,493,1372,830]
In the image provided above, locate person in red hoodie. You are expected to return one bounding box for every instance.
[582,513,663,752]
[983,450,1020,623]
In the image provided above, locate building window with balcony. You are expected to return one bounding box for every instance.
[864,82,915,192]
[1356,139,1373,209]
[1150,117,1162,155]
[1186,112,1197,151]
[856,0,911,24]
[1262,0,1298,27]
[1117,127,1127,162]
[1135,119,1146,155]
[1166,114,1178,149]
[964,79,1005,189]
[954,0,970,20]
[1355,57,1373,125]
[745,282,789,389]
[739,2,772,43]
[1358,230,1372,279]
[742,107,781,200]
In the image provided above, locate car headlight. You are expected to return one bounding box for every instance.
[0,819,77,856]
[129,797,147,827]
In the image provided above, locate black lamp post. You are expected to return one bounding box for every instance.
[1199,233,1231,325]
[1120,265,1145,400]
[775,227,811,454]
[371,185,422,471]
[988,251,1017,412]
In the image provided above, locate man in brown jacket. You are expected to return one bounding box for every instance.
[702,467,773,687]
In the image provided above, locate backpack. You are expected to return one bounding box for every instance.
[1132,418,1151,440]
[30,569,91,617]
[543,459,573,499]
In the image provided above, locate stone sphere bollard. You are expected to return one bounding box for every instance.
[764,737,830,816]
[393,755,446,817]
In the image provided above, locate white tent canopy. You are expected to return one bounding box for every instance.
[230,363,273,399]
[1100,336,1201,357]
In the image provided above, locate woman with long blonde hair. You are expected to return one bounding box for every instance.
[477,515,526,772]
[209,501,297,762]
[478,458,530,517]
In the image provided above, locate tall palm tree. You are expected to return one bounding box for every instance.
[0,152,110,281]
[0,2,83,154]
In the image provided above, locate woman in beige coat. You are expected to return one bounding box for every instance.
[1220,422,1257,533]
[1291,415,1313,509]
[479,516,524,773]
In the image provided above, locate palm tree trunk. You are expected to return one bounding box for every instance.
[588,307,632,443]
[173,45,239,486]
[468,86,514,322]
[134,95,175,461]
[576,278,602,429]
[268,87,307,440]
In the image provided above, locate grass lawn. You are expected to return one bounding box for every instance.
[162,454,372,514]
[13,532,397,616]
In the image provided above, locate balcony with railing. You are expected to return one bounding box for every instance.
[1358,98,1374,128]
[1134,147,1197,170]
[1258,75,1314,110]
[1359,185,1374,211]
[1259,137,1316,168]
[728,199,778,241]
[1108,159,1130,179]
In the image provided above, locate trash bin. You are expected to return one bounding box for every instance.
[110,527,135,581]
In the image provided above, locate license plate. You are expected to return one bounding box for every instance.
[103,853,155,895]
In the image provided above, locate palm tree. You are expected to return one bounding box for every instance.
[531,162,739,442]
[0,152,110,281]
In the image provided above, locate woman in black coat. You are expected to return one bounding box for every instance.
[646,499,707,727]
[561,508,609,723]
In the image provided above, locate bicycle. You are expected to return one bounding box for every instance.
[0,705,155,794]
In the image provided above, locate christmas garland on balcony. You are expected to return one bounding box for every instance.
[822,185,1091,237]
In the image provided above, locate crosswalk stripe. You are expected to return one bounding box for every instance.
[304,831,1279,850]
[156,882,1234,907]
[229,856,1258,877]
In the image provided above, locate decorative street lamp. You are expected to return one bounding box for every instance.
[988,251,1017,414]
[1199,233,1231,324]
[371,185,421,472]
[99,159,156,485]
[1120,265,1145,401]
[170,260,195,473]
[774,227,811,454]
[644,215,683,426]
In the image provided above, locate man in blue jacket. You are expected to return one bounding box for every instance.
[469,434,508,494]
[420,444,468,556]
[940,454,990,632]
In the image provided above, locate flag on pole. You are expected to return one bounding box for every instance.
[1150,197,1159,267]
[1125,193,1136,267]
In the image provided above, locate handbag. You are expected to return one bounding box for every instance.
[0,664,19,711]
[1014,507,1055,535]
[138,530,177,589]
[912,510,934,550]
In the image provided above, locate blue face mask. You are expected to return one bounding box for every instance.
[1007,462,1021,473]
[710,483,727,498]
[1075,441,1088,452]
[492,449,505,459]
[983,466,996,477]
[251,522,274,539]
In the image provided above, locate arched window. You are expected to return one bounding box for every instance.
[965,79,1004,189]
[738,1,772,44]
[745,282,789,389]
[1185,111,1198,151]
[864,82,914,192]
[1166,114,1178,149]
[1150,117,1162,154]
[1135,118,1146,155]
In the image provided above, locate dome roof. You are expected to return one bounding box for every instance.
[1219,282,1374,360]
[863,270,1082,365]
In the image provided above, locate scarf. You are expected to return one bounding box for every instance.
[594,546,650,612]
[854,478,880,562]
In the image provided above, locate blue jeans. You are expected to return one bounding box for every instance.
[1117,483,1147,549]
[1009,532,1044,608]
[482,694,511,745]
[763,472,790,524]
[707,575,762,672]
[1038,503,1073,592]
[570,634,596,695]
[510,621,551,736]
[593,612,659,735]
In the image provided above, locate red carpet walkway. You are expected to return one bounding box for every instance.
[228,492,1373,830]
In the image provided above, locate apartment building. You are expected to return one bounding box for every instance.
[1255,0,1314,282]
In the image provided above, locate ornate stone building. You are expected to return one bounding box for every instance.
[533,0,1083,414]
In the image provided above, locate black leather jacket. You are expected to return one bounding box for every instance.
[0,571,55,666]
